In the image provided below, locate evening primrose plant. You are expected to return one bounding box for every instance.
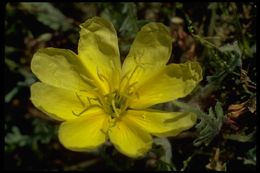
[30,16,202,158]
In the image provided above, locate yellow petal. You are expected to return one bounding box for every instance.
[78,17,121,94]
[125,109,197,137]
[58,111,109,151]
[129,61,202,109]
[120,22,172,94]
[30,82,99,121]
[108,118,152,158]
[31,48,91,91]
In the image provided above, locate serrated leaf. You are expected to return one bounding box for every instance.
[193,102,225,146]
[219,41,242,57]
[223,130,255,142]
[206,41,242,84]
[243,146,256,165]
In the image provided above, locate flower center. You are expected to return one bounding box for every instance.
[105,91,128,119]
[74,59,145,119]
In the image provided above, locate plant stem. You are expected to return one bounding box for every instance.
[64,159,100,171]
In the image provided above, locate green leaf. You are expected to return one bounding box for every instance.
[36,33,52,42]
[19,2,72,31]
[153,137,176,171]
[223,130,255,143]
[5,87,19,103]
[244,147,256,165]
[119,3,138,36]
[193,101,225,146]
[5,126,31,151]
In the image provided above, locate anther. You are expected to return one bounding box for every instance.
[128,82,138,93]
[96,67,111,92]
[79,73,96,88]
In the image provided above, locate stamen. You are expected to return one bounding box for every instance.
[75,92,85,107]
[120,99,129,112]
[72,104,101,117]
[128,65,139,82]
[86,97,94,105]
[120,70,131,84]
[111,99,120,118]
[96,67,111,92]
[80,87,106,109]
[109,118,117,128]
[110,59,116,70]
[127,82,138,94]
[97,71,106,82]
[72,106,90,116]
[79,73,97,88]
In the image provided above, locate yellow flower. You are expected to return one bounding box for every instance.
[30,17,202,158]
